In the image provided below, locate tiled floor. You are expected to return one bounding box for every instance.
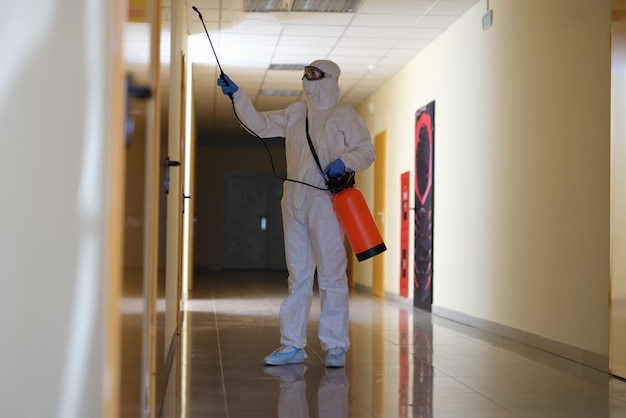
[160,271,626,417]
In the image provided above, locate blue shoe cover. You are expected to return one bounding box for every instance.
[325,348,346,368]
[264,346,307,366]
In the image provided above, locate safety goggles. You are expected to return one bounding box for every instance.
[302,66,326,81]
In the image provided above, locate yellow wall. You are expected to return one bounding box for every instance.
[357,0,611,355]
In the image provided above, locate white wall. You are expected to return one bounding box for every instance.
[610,0,626,377]
[357,0,611,356]
[0,1,125,416]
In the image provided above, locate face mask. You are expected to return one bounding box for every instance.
[302,76,339,109]
[302,79,318,95]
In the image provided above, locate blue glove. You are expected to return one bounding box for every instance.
[323,158,345,177]
[217,73,239,96]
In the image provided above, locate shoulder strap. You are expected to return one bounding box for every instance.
[305,115,325,176]
[305,114,355,194]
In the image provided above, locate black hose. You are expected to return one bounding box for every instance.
[227,97,329,192]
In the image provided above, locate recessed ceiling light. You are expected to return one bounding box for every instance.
[244,0,289,12]
[291,0,362,13]
[259,90,302,96]
[269,64,307,71]
[244,0,363,13]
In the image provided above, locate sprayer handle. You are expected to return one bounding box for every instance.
[220,72,234,99]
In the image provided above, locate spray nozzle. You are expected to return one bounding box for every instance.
[192,6,203,20]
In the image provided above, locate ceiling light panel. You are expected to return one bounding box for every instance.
[245,0,363,13]
[244,0,290,12]
[291,0,362,12]
[259,90,302,96]
[269,64,307,70]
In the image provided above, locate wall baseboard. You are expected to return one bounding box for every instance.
[431,305,609,373]
[352,283,608,373]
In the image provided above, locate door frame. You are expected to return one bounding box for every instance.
[372,130,387,297]
[141,0,162,415]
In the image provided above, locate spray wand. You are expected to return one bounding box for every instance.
[191,6,328,191]
[192,6,231,99]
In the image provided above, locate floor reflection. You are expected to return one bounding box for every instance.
[147,271,626,418]
[262,365,350,418]
[411,308,433,418]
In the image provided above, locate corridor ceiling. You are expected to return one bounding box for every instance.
[126,0,481,145]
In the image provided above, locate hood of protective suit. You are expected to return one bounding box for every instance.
[303,59,341,109]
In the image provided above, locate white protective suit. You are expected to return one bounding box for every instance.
[231,59,375,352]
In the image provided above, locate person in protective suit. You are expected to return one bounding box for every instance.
[217,59,375,368]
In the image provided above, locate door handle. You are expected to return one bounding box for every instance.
[161,156,180,194]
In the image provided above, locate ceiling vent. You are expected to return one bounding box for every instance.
[291,0,361,12]
[259,90,302,96]
[244,0,362,13]
[269,64,307,71]
[244,0,289,12]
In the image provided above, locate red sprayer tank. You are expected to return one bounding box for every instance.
[332,186,387,262]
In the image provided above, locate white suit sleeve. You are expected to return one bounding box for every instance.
[232,88,289,138]
[337,107,375,173]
